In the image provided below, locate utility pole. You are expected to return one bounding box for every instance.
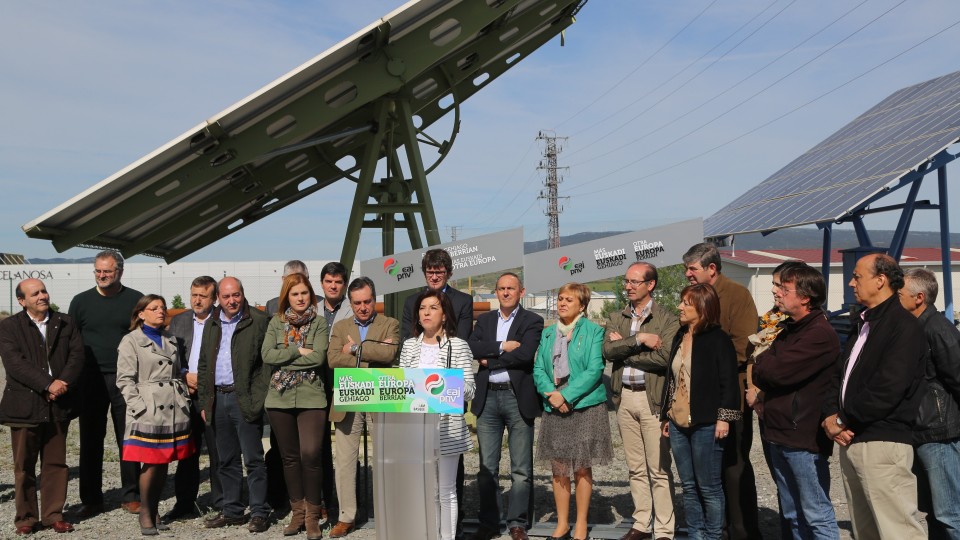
[447,225,462,242]
[537,130,568,320]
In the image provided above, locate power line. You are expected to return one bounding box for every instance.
[553,0,720,131]
[568,0,796,159]
[566,0,910,195]
[567,0,868,169]
[565,0,780,147]
[567,14,960,200]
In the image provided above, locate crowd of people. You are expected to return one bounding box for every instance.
[0,242,958,540]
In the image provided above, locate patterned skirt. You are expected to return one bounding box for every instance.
[122,418,196,465]
[536,401,614,476]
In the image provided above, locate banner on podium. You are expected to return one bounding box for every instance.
[332,367,465,414]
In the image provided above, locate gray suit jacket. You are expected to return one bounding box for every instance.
[168,310,202,370]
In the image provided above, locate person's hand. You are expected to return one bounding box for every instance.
[833,428,855,447]
[502,340,521,353]
[745,387,762,408]
[822,414,844,439]
[608,331,623,341]
[382,338,395,344]
[298,347,313,356]
[341,336,357,355]
[185,372,198,394]
[635,333,661,349]
[478,359,488,367]
[546,390,566,410]
[47,392,58,402]
[661,421,670,438]
[715,420,729,440]
[558,402,571,414]
[48,379,68,396]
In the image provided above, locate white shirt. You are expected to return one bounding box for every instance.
[489,306,520,384]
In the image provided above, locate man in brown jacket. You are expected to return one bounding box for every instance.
[327,277,400,537]
[683,243,761,539]
[604,263,679,540]
[0,279,84,535]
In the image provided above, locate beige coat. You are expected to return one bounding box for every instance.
[116,327,191,440]
[327,314,400,423]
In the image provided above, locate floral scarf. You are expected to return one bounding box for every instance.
[272,305,318,392]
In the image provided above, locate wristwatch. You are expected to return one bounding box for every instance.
[350,343,359,355]
[835,416,844,427]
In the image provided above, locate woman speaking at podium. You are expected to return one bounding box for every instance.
[533,282,612,540]
[399,290,475,540]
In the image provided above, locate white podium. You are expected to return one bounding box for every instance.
[373,412,441,540]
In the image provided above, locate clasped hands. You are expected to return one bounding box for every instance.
[46,379,69,402]
[822,414,855,447]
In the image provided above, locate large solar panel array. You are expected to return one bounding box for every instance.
[705,69,960,238]
[22,0,587,262]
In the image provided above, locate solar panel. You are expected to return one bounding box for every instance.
[705,69,960,238]
[22,0,587,262]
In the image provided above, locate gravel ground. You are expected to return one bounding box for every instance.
[0,367,869,540]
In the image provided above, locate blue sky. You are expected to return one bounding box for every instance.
[3,0,960,263]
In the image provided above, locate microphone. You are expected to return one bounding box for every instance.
[355,338,400,368]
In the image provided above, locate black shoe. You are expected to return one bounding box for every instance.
[470,524,500,540]
[204,512,246,528]
[546,528,572,540]
[161,504,197,523]
[248,515,270,533]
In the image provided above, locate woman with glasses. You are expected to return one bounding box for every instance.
[660,283,740,540]
[533,282,612,540]
[116,295,196,535]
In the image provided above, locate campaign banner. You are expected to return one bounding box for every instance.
[522,219,704,293]
[359,228,524,295]
[332,367,465,414]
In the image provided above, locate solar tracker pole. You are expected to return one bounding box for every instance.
[938,166,954,323]
[821,223,832,312]
[889,179,923,260]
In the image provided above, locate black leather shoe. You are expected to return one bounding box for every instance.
[248,515,270,533]
[161,504,197,523]
[546,528,572,540]
[469,525,499,540]
[204,512,246,528]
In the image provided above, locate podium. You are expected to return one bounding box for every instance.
[335,366,464,540]
[373,413,441,540]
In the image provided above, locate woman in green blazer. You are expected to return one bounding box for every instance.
[261,273,329,539]
[533,282,612,540]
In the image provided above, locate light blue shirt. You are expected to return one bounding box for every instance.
[214,310,242,385]
[187,311,211,373]
[355,313,376,343]
[489,306,519,384]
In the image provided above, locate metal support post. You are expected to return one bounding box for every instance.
[939,166,954,322]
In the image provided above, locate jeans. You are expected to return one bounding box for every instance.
[475,387,535,530]
[767,443,839,540]
[670,421,725,540]
[917,438,960,540]
[213,391,270,518]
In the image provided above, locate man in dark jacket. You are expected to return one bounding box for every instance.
[468,272,544,540]
[0,279,83,535]
[822,253,926,539]
[900,267,960,538]
[196,277,272,533]
[752,264,839,539]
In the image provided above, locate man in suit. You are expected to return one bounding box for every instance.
[162,275,221,522]
[604,262,679,540]
[265,260,309,317]
[401,247,474,538]
[401,248,473,340]
[327,277,400,538]
[196,277,273,533]
[0,279,83,535]
[468,273,544,540]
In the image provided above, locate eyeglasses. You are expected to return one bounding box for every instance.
[624,279,650,287]
[425,270,447,277]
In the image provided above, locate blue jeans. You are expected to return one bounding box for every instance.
[767,443,839,540]
[475,387,535,530]
[917,438,960,540]
[670,421,725,540]
[213,391,270,518]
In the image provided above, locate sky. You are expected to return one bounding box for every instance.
[2,0,960,263]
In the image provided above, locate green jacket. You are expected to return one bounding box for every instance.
[533,317,607,411]
[603,301,679,414]
[197,302,270,424]
[261,313,329,409]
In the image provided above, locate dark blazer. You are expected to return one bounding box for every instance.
[401,285,474,341]
[660,324,742,426]
[168,309,199,365]
[196,302,271,424]
[0,310,85,425]
[823,294,926,444]
[468,306,544,420]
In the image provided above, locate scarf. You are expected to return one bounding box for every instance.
[283,305,317,348]
[552,314,582,384]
